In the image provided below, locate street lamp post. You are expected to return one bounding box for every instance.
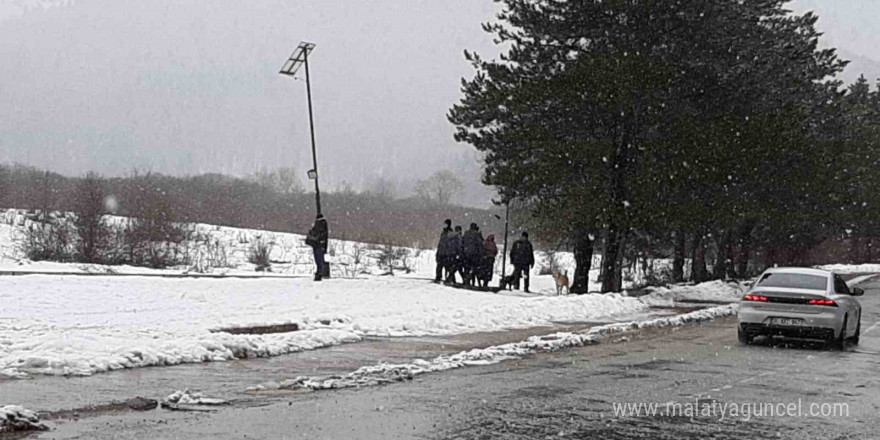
[280,41,322,216]
[500,200,510,286]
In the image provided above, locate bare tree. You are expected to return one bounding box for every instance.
[414,170,463,205]
[73,172,110,263]
[249,167,304,195]
[365,176,398,200]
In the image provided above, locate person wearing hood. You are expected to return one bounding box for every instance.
[434,219,453,283]
[480,234,499,288]
[306,214,329,281]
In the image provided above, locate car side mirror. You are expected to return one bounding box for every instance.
[852,287,865,296]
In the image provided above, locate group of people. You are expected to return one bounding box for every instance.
[307,213,535,291]
[434,219,497,287]
[434,218,535,292]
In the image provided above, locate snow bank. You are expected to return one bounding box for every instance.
[638,280,749,307]
[816,263,880,274]
[248,304,737,393]
[0,405,47,432]
[0,275,648,378]
[163,389,227,407]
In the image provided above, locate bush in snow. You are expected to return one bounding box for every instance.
[336,241,369,278]
[247,237,273,271]
[20,214,75,262]
[374,242,410,275]
[184,229,233,273]
[538,250,562,275]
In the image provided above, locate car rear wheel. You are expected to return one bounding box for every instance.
[851,315,861,345]
[831,316,848,349]
[738,326,752,345]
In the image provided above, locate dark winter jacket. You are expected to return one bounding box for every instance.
[462,229,484,257]
[447,231,463,258]
[308,217,329,250]
[510,238,534,267]
[484,235,498,258]
[436,226,454,257]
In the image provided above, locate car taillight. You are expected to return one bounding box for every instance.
[808,299,837,307]
[743,294,768,302]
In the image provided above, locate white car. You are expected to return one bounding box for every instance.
[737,267,863,347]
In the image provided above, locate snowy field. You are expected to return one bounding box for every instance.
[0,275,651,378]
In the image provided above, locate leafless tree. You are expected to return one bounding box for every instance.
[249,167,304,195]
[365,176,398,200]
[415,170,463,205]
[73,172,110,263]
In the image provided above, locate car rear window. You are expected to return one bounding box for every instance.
[756,273,828,290]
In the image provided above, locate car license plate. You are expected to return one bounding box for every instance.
[770,317,804,326]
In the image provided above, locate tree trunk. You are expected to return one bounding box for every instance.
[672,229,686,282]
[615,230,627,290]
[850,236,862,264]
[735,220,755,278]
[571,231,594,294]
[725,239,737,279]
[690,233,707,283]
[713,230,732,280]
[601,222,622,293]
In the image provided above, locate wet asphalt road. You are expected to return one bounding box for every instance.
[15,276,880,439]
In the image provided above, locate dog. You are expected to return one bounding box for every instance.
[553,270,570,295]
[499,274,516,291]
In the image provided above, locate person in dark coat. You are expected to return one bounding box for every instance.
[446,225,464,284]
[434,219,453,283]
[481,234,498,288]
[307,214,329,281]
[461,223,484,286]
[510,231,535,292]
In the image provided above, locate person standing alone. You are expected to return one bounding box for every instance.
[510,231,535,292]
[306,214,329,281]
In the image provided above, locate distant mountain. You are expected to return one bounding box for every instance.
[837,49,880,86]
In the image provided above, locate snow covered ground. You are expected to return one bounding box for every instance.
[0,275,655,378]
[639,280,750,307]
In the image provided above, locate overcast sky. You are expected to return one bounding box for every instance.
[1,0,878,201]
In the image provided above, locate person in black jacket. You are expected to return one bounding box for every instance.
[434,219,453,282]
[461,223,484,286]
[307,214,329,281]
[510,231,535,292]
[446,225,464,284]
